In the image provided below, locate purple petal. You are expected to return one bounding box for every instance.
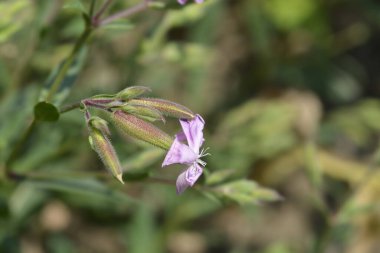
[194,0,204,3]
[180,114,205,154]
[176,170,191,194]
[178,0,187,4]
[162,138,197,167]
[175,131,187,142]
[176,164,203,194]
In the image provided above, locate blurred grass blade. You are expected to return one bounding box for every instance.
[63,0,86,13]
[26,178,136,204]
[214,179,282,205]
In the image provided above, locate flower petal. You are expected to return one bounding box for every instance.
[195,0,204,3]
[175,131,187,142]
[176,164,203,194]
[186,163,203,186]
[176,170,190,194]
[177,0,187,5]
[180,114,205,154]
[162,138,197,167]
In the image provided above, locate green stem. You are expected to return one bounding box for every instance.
[4,26,93,178]
[99,0,151,26]
[45,27,93,102]
[59,102,82,114]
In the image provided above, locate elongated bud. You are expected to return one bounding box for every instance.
[88,120,124,184]
[112,110,173,150]
[121,104,165,123]
[89,116,111,136]
[129,98,195,119]
[116,86,152,101]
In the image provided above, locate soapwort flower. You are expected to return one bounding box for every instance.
[162,115,209,194]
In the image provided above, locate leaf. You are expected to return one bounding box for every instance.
[0,0,31,43]
[0,87,38,162]
[27,178,136,204]
[9,183,48,221]
[122,148,165,172]
[63,0,86,13]
[205,169,239,186]
[34,102,60,122]
[39,47,87,106]
[213,179,282,205]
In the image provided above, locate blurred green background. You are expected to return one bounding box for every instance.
[1,0,380,252]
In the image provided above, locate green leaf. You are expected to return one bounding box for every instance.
[213,179,282,205]
[34,102,60,122]
[63,0,86,13]
[27,178,136,204]
[206,169,238,186]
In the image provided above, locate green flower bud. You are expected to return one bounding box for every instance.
[112,110,173,150]
[88,119,123,184]
[116,86,152,101]
[121,104,165,123]
[89,116,111,136]
[128,98,195,119]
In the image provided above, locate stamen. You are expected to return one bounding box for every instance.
[199,147,211,158]
[196,159,207,167]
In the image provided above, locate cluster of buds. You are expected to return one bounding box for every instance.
[81,86,197,186]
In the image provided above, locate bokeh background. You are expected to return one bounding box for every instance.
[1,0,380,252]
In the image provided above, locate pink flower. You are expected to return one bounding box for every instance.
[177,0,204,5]
[162,115,209,194]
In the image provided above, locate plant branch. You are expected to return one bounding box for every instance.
[60,102,82,114]
[45,26,93,102]
[92,0,113,26]
[99,0,151,26]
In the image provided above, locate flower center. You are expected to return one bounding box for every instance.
[196,147,210,167]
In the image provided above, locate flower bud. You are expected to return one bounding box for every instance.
[129,98,194,119]
[121,104,165,123]
[88,120,124,184]
[89,116,111,136]
[116,86,151,101]
[112,110,173,150]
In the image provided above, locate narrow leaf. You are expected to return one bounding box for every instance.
[63,0,86,13]
[214,180,282,205]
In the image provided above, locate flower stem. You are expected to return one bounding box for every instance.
[59,102,82,114]
[92,0,113,26]
[45,26,93,102]
[99,0,151,26]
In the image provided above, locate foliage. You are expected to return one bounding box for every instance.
[1,0,380,252]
